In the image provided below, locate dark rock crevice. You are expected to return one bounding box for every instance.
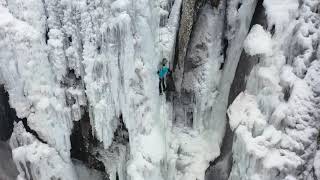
[210,0,221,7]
[41,0,50,45]
[70,109,106,172]
[0,85,16,141]
[20,118,47,144]
[70,111,129,179]
[110,114,129,146]
[220,38,228,70]
[116,172,119,180]
[45,28,50,44]
[62,68,83,88]
[282,86,292,102]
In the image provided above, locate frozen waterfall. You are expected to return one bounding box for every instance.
[0,0,320,180]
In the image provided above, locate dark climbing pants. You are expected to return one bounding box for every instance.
[159,78,166,94]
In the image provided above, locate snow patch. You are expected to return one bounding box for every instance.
[244,25,273,56]
[263,0,299,30]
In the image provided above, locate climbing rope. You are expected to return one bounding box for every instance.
[158,2,170,178]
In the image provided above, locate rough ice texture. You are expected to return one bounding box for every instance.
[0,3,73,161]
[10,122,77,180]
[228,0,320,179]
[0,0,256,179]
[0,0,182,180]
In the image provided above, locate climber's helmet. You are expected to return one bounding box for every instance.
[162,58,168,66]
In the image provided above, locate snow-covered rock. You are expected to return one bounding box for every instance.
[244,25,273,56]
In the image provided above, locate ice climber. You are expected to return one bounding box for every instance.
[157,58,171,95]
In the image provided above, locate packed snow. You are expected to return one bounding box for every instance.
[244,25,273,56]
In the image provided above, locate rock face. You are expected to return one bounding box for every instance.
[0,85,16,141]
[1,0,320,180]
[173,0,206,92]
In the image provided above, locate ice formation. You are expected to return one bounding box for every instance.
[0,0,320,180]
[228,0,320,179]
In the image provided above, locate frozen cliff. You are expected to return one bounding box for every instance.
[0,0,320,180]
[228,0,320,179]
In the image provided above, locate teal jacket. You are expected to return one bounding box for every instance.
[158,66,169,78]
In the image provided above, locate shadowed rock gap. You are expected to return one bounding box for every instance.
[21,118,47,144]
[70,109,106,172]
[0,85,19,180]
[70,111,129,179]
[0,85,15,141]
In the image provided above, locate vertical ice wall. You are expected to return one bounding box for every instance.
[209,0,258,144]
[10,122,77,180]
[0,0,74,160]
[0,0,180,179]
[0,1,78,179]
